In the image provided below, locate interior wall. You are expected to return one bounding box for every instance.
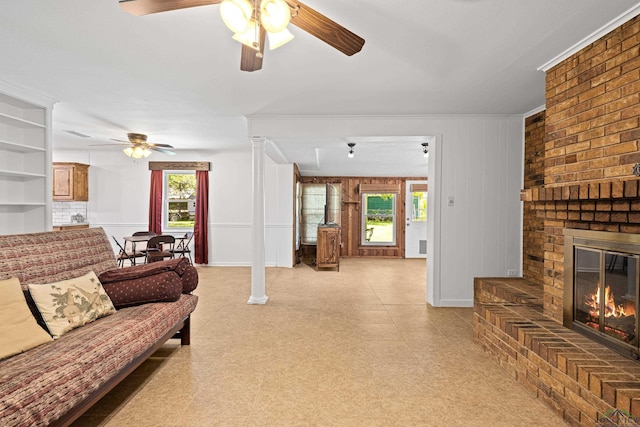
[250,115,524,307]
[52,149,293,267]
[298,176,426,258]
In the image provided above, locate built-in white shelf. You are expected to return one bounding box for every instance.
[0,139,46,153]
[0,169,46,180]
[0,112,45,129]
[0,202,46,206]
[0,84,53,234]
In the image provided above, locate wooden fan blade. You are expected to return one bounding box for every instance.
[288,0,365,56]
[110,138,129,143]
[150,143,174,148]
[152,147,176,155]
[240,26,266,72]
[119,0,220,16]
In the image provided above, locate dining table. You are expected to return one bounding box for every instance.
[123,233,187,263]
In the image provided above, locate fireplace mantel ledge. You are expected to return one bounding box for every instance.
[521,179,640,202]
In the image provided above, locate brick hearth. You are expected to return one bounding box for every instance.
[474,278,640,426]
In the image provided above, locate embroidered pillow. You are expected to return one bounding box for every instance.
[28,271,116,339]
[0,277,53,359]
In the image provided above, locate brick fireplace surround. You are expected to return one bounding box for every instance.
[474,15,640,426]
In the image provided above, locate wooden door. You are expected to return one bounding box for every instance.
[73,165,89,201]
[53,166,73,200]
[317,226,340,269]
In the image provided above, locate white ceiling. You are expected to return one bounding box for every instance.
[0,1,638,176]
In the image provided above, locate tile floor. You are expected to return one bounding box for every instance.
[73,258,566,426]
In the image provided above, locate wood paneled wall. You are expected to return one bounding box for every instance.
[298,175,427,258]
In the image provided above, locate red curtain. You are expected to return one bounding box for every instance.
[194,170,209,264]
[148,170,163,235]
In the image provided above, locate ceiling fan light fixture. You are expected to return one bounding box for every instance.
[260,0,291,33]
[220,0,254,34]
[232,19,261,51]
[267,27,294,50]
[123,146,152,159]
[422,142,429,158]
[347,142,356,158]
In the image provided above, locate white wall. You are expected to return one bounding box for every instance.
[52,149,294,267]
[249,115,524,307]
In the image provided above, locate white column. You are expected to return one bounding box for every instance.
[248,137,268,304]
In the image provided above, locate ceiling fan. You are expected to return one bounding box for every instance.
[118,0,365,72]
[92,133,176,158]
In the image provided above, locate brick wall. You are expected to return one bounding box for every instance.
[545,16,640,187]
[523,112,546,283]
[524,15,640,322]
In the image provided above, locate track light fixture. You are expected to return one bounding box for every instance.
[347,142,356,158]
[422,142,429,158]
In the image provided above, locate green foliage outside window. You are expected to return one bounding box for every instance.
[167,173,196,228]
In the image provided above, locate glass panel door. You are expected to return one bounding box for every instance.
[574,247,601,331]
[362,193,396,245]
[602,252,638,345]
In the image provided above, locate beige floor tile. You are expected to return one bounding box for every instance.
[72,258,566,427]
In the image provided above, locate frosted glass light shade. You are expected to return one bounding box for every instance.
[267,27,294,50]
[220,0,254,34]
[260,0,291,33]
[123,146,152,159]
[232,19,261,51]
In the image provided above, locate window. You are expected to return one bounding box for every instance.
[299,183,341,245]
[362,193,396,245]
[164,171,196,229]
[412,191,427,222]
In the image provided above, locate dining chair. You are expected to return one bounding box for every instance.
[112,236,146,267]
[128,231,156,253]
[170,231,194,264]
[145,235,175,263]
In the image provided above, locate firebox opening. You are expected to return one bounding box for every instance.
[564,229,640,360]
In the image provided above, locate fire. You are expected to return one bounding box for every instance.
[585,285,631,318]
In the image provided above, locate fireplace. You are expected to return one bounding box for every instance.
[564,229,640,359]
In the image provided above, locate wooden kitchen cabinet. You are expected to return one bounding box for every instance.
[53,162,89,201]
[52,224,89,231]
[317,224,340,271]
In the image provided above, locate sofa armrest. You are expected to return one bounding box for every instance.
[99,258,189,284]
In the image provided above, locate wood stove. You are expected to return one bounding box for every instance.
[564,229,640,359]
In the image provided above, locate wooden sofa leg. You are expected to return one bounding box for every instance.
[181,316,191,345]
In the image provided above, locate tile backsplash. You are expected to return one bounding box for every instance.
[52,201,88,224]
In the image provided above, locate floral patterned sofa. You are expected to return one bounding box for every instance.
[0,227,198,426]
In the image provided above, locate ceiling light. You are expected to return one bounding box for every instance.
[220,0,254,34]
[347,142,356,158]
[422,142,429,158]
[260,0,291,33]
[222,0,294,53]
[267,27,294,50]
[123,146,152,159]
[232,19,261,51]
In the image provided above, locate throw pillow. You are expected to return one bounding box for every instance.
[0,277,53,360]
[28,271,116,339]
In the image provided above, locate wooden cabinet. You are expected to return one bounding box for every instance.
[317,225,340,271]
[52,224,89,231]
[53,162,89,201]
[0,83,53,234]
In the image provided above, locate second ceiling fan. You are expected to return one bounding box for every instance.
[119,0,365,72]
